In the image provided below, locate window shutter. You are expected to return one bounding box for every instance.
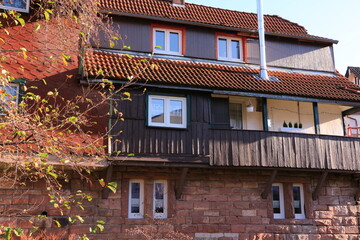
[211,98,230,129]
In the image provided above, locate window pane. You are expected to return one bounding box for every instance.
[154,183,164,213]
[151,98,164,123]
[218,38,227,58]
[0,85,18,112]
[231,40,240,59]
[155,30,165,51]
[293,186,302,214]
[229,103,242,129]
[170,100,182,124]
[131,182,140,213]
[3,0,26,9]
[272,186,280,214]
[169,32,179,52]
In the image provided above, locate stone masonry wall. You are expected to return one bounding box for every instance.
[0,167,359,239]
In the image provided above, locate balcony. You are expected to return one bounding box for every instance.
[110,122,360,171]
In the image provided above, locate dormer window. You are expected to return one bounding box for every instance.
[152,25,185,56]
[217,35,244,62]
[0,0,30,13]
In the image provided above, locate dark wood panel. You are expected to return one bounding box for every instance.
[208,129,360,171]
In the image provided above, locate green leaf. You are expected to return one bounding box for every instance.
[54,220,61,227]
[69,217,77,223]
[107,182,118,194]
[44,11,50,21]
[109,40,115,48]
[34,24,41,32]
[39,153,49,158]
[97,220,105,225]
[96,224,104,232]
[13,228,23,236]
[76,215,85,223]
[17,18,25,27]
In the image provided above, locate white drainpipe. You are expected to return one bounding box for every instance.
[257,0,269,80]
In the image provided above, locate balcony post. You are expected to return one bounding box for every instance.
[313,102,320,134]
[262,97,268,131]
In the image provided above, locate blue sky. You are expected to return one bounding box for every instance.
[187,0,360,75]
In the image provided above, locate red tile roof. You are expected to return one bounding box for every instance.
[99,0,336,43]
[84,49,360,103]
[0,20,79,81]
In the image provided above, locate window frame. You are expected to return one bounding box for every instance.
[153,180,168,219]
[0,0,30,13]
[272,183,285,219]
[128,179,144,219]
[210,95,248,130]
[147,94,187,129]
[216,34,244,62]
[293,183,305,219]
[0,83,20,115]
[152,26,184,56]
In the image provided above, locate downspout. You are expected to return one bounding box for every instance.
[257,0,269,80]
[108,98,114,155]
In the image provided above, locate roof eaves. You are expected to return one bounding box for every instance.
[101,10,338,44]
[83,78,360,107]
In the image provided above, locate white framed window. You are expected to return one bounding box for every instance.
[0,0,30,13]
[272,183,285,219]
[128,180,144,219]
[153,180,168,219]
[148,95,187,128]
[217,36,243,62]
[0,83,19,115]
[293,184,305,219]
[153,28,182,55]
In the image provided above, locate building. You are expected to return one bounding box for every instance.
[344,67,360,137]
[2,0,360,239]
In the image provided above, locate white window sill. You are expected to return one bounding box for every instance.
[280,127,306,133]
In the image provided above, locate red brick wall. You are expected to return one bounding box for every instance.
[0,167,359,239]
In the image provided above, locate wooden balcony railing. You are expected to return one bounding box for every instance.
[209,129,360,171]
[111,120,360,171]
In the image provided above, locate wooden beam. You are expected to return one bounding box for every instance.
[101,163,114,199]
[175,168,189,200]
[262,98,269,131]
[313,102,320,134]
[342,106,360,116]
[312,171,328,201]
[261,170,278,199]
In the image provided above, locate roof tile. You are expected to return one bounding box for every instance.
[84,49,360,103]
[99,0,333,41]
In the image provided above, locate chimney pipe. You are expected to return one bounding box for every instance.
[257,0,269,80]
[172,0,185,5]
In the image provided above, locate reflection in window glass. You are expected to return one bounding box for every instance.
[169,32,179,52]
[293,186,301,214]
[154,183,164,213]
[229,103,242,129]
[170,100,182,124]
[3,0,26,9]
[155,30,165,51]
[151,98,164,123]
[130,182,140,214]
[231,40,240,59]
[272,185,281,214]
[218,38,227,58]
[0,85,19,113]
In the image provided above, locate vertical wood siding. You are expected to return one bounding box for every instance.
[186,27,216,60]
[209,129,360,170]
[247,39,335,72]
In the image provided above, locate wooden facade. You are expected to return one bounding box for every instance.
[111,90,360,171]
[98,17,336,72]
